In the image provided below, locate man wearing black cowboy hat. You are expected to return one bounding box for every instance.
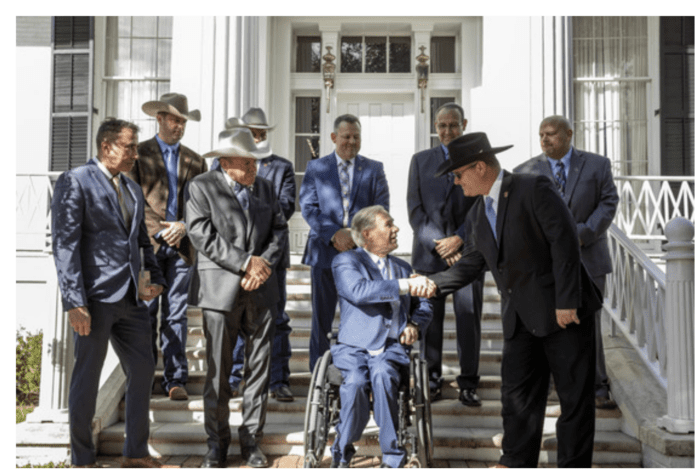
[128,93,208,402]
[424,132,601,468]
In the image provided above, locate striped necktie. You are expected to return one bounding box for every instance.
[339,160,351,226]
[554,160,566,196]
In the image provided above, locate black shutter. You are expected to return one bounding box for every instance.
[50,17,93,172]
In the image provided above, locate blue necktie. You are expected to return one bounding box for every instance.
[339,160,351,226]
[164,147,178,221]
[485,196,497,242]
[234,182,249,210]
[554,160,566,196]
[377,257,388,279]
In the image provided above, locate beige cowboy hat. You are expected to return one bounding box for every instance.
[202,128,271,159]
[142,93,201,122]
[240,107,275,130]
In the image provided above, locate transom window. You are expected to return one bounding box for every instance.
[296,36,322,72]
[340,35,411,73]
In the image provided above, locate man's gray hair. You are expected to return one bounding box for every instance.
[351,205,389,248]
[435,102,466,123]
[540,115,573,132]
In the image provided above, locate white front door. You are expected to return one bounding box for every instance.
[338,93,416,254]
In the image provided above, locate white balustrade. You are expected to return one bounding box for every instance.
[657,217,694,434]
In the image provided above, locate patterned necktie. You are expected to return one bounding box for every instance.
[554,160,566,196]
[377,257,389,279]
[112,174,131,229]
[339,160,351,226]
[234,182,249,210]
[485,196,497,242]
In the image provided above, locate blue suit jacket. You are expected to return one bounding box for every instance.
[407,145,478,273]
[332,248,432,352]
[300,152,390,269]
[211,154,296,268]
[51,158,165,311]
[514,148,618,277]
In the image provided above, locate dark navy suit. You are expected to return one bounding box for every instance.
[514,147,618,397]
[300,152,390,371]
[51,158,165,466]
[432,172,602,467]
[330,248,432,467]
[407,144,484,391]
[212,155,296,391]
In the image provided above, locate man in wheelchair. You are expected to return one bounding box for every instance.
[328,205,433,468]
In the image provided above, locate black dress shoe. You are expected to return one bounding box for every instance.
[430,386,442,402]
[271,385,294,402]
[241,444,268,468]
[201,448,227,468]
[330,460,350,468]
[459,388,482,407]
[595,394,617,409]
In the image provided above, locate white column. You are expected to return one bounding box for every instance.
[657,217,695,434]
[26,266,73,423]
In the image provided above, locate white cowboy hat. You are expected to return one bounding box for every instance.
[240,107,275,130]
[202,128,271,159]
[142,93,201,122]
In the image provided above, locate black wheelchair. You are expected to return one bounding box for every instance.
[302,335,433,468]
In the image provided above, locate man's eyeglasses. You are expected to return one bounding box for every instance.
[452,162,478,180]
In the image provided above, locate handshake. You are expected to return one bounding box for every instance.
[407,274,437,299]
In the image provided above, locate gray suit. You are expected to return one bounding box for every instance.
[186,168,288,453]
[514,147,618,395]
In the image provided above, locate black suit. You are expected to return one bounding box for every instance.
[432,171,601,467]
[186,168,288,454]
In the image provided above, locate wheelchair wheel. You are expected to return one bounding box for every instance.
[413,356,434,467]
[303,351,334,468]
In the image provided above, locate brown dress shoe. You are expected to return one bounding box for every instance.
[169,385,188,401]
[121,456,163,468]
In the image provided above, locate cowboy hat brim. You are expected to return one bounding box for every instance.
[202,142,272,160]
[434,144,513,177]
[142,101,201,122]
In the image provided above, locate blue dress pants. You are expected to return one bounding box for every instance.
[147,244,191,393]
[69,290,154,466]
[330,341,410,468]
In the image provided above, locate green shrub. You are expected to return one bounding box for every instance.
[16,328,43,408]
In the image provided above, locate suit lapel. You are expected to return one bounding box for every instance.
[88,159,129,233]
[563,148,585,203]
[121,176,140,236]
[495,172,514,255]
[349,154,365,207]
[177,146,192,195]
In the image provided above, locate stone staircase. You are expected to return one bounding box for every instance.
[98,259,643,467]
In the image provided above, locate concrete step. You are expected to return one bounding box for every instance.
[99,421,641,464]
[126,393,622,432]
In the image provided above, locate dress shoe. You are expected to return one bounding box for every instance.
[459,388,482,407]
[241,444,268,468]
[168,385,188,401]
[71,463,99,468]
[121,455,163,468]
[330,460,350,468]
[271,385,294,402]
[595,394,617,409]
[429,386,442,402]
[201,448,227,468]
[491,463,509,468]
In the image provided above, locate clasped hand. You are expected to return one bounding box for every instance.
[160,221,186,248]
[556,308,580,329]
[241,256,272,291]
[407,274,437,299]
[332,228,356,253]
[434,235,463,260]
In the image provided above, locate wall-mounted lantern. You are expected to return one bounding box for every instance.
[322,46,336,113]
[416,45,429,113]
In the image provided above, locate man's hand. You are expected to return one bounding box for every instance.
[332,228,356,253]
[68,306,91,336]
[241,256,272,291]
[139,284,164,302]
[160,221,186,248]
[399,323,419,346]
[556,308,580,329]
[445,252,462,267]
[408,274,437,299]
[434,235,463,259]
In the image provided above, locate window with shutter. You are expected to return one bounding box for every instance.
[50,16,93,172]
